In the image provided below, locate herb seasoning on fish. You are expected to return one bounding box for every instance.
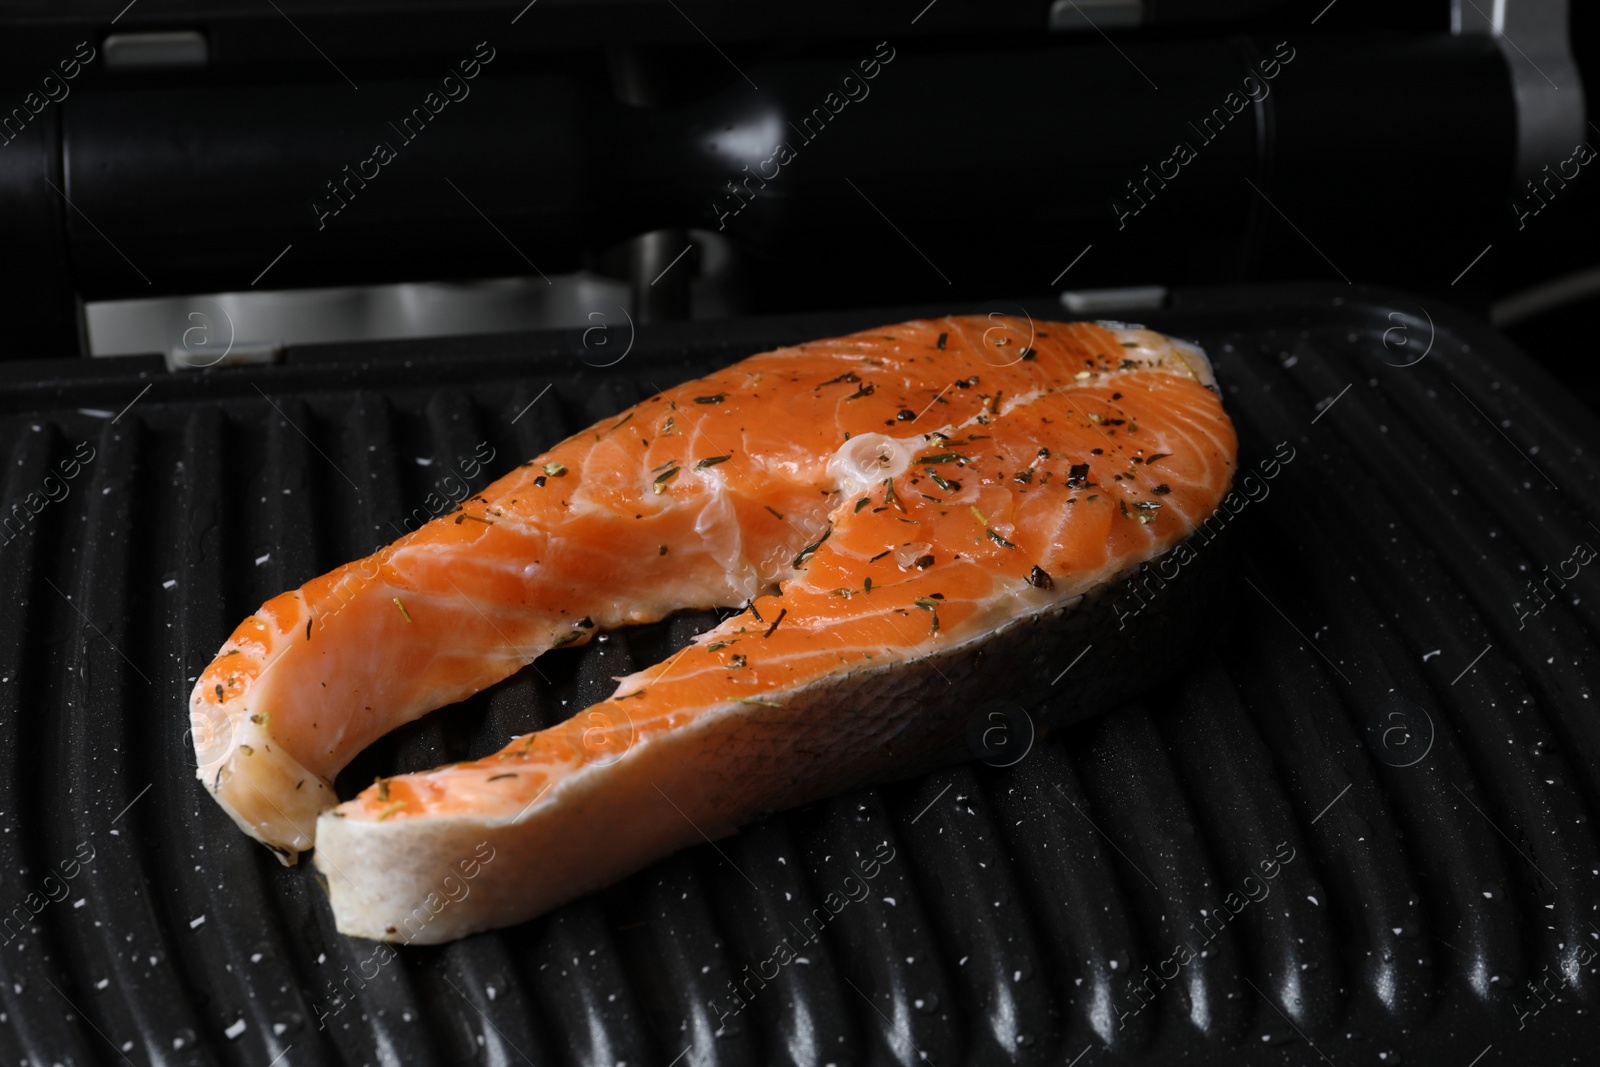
[188,315,1236,946]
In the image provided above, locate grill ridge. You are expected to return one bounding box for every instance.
[0,288,1595,1064]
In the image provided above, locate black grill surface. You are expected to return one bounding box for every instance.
[1,284,1596,1065]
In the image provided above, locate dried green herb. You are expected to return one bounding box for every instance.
[987,528,1018,549]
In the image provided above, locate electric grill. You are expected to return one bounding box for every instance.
[0,285,1594,1065]
[1,1,1597,1064]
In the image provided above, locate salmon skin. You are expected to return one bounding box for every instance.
[189,315,1237,942]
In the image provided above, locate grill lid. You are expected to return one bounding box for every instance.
[0,284,1596,1066]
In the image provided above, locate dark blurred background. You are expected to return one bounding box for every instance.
[0,0,1593,407]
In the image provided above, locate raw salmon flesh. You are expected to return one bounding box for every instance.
[189,315,1238,942]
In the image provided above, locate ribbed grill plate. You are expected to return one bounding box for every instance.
[0,285,1595,1065]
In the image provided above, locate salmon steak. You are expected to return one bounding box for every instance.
[189,315,1238,943]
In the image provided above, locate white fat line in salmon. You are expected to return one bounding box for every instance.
[310,41,497,232]
[753,505,833,588]
[313,840,496,1030]
[1111,440,1296,630]
[314,545,400,636]
[303,441,499,636]
[711,40,897,232]
[1108,841,1297,1032]
[0,841,96,946]
[1112,39,1297,232]
[0,440,96,548]
[709,842,897,1032]
[0,40,95,148]
[305,428,824,647]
